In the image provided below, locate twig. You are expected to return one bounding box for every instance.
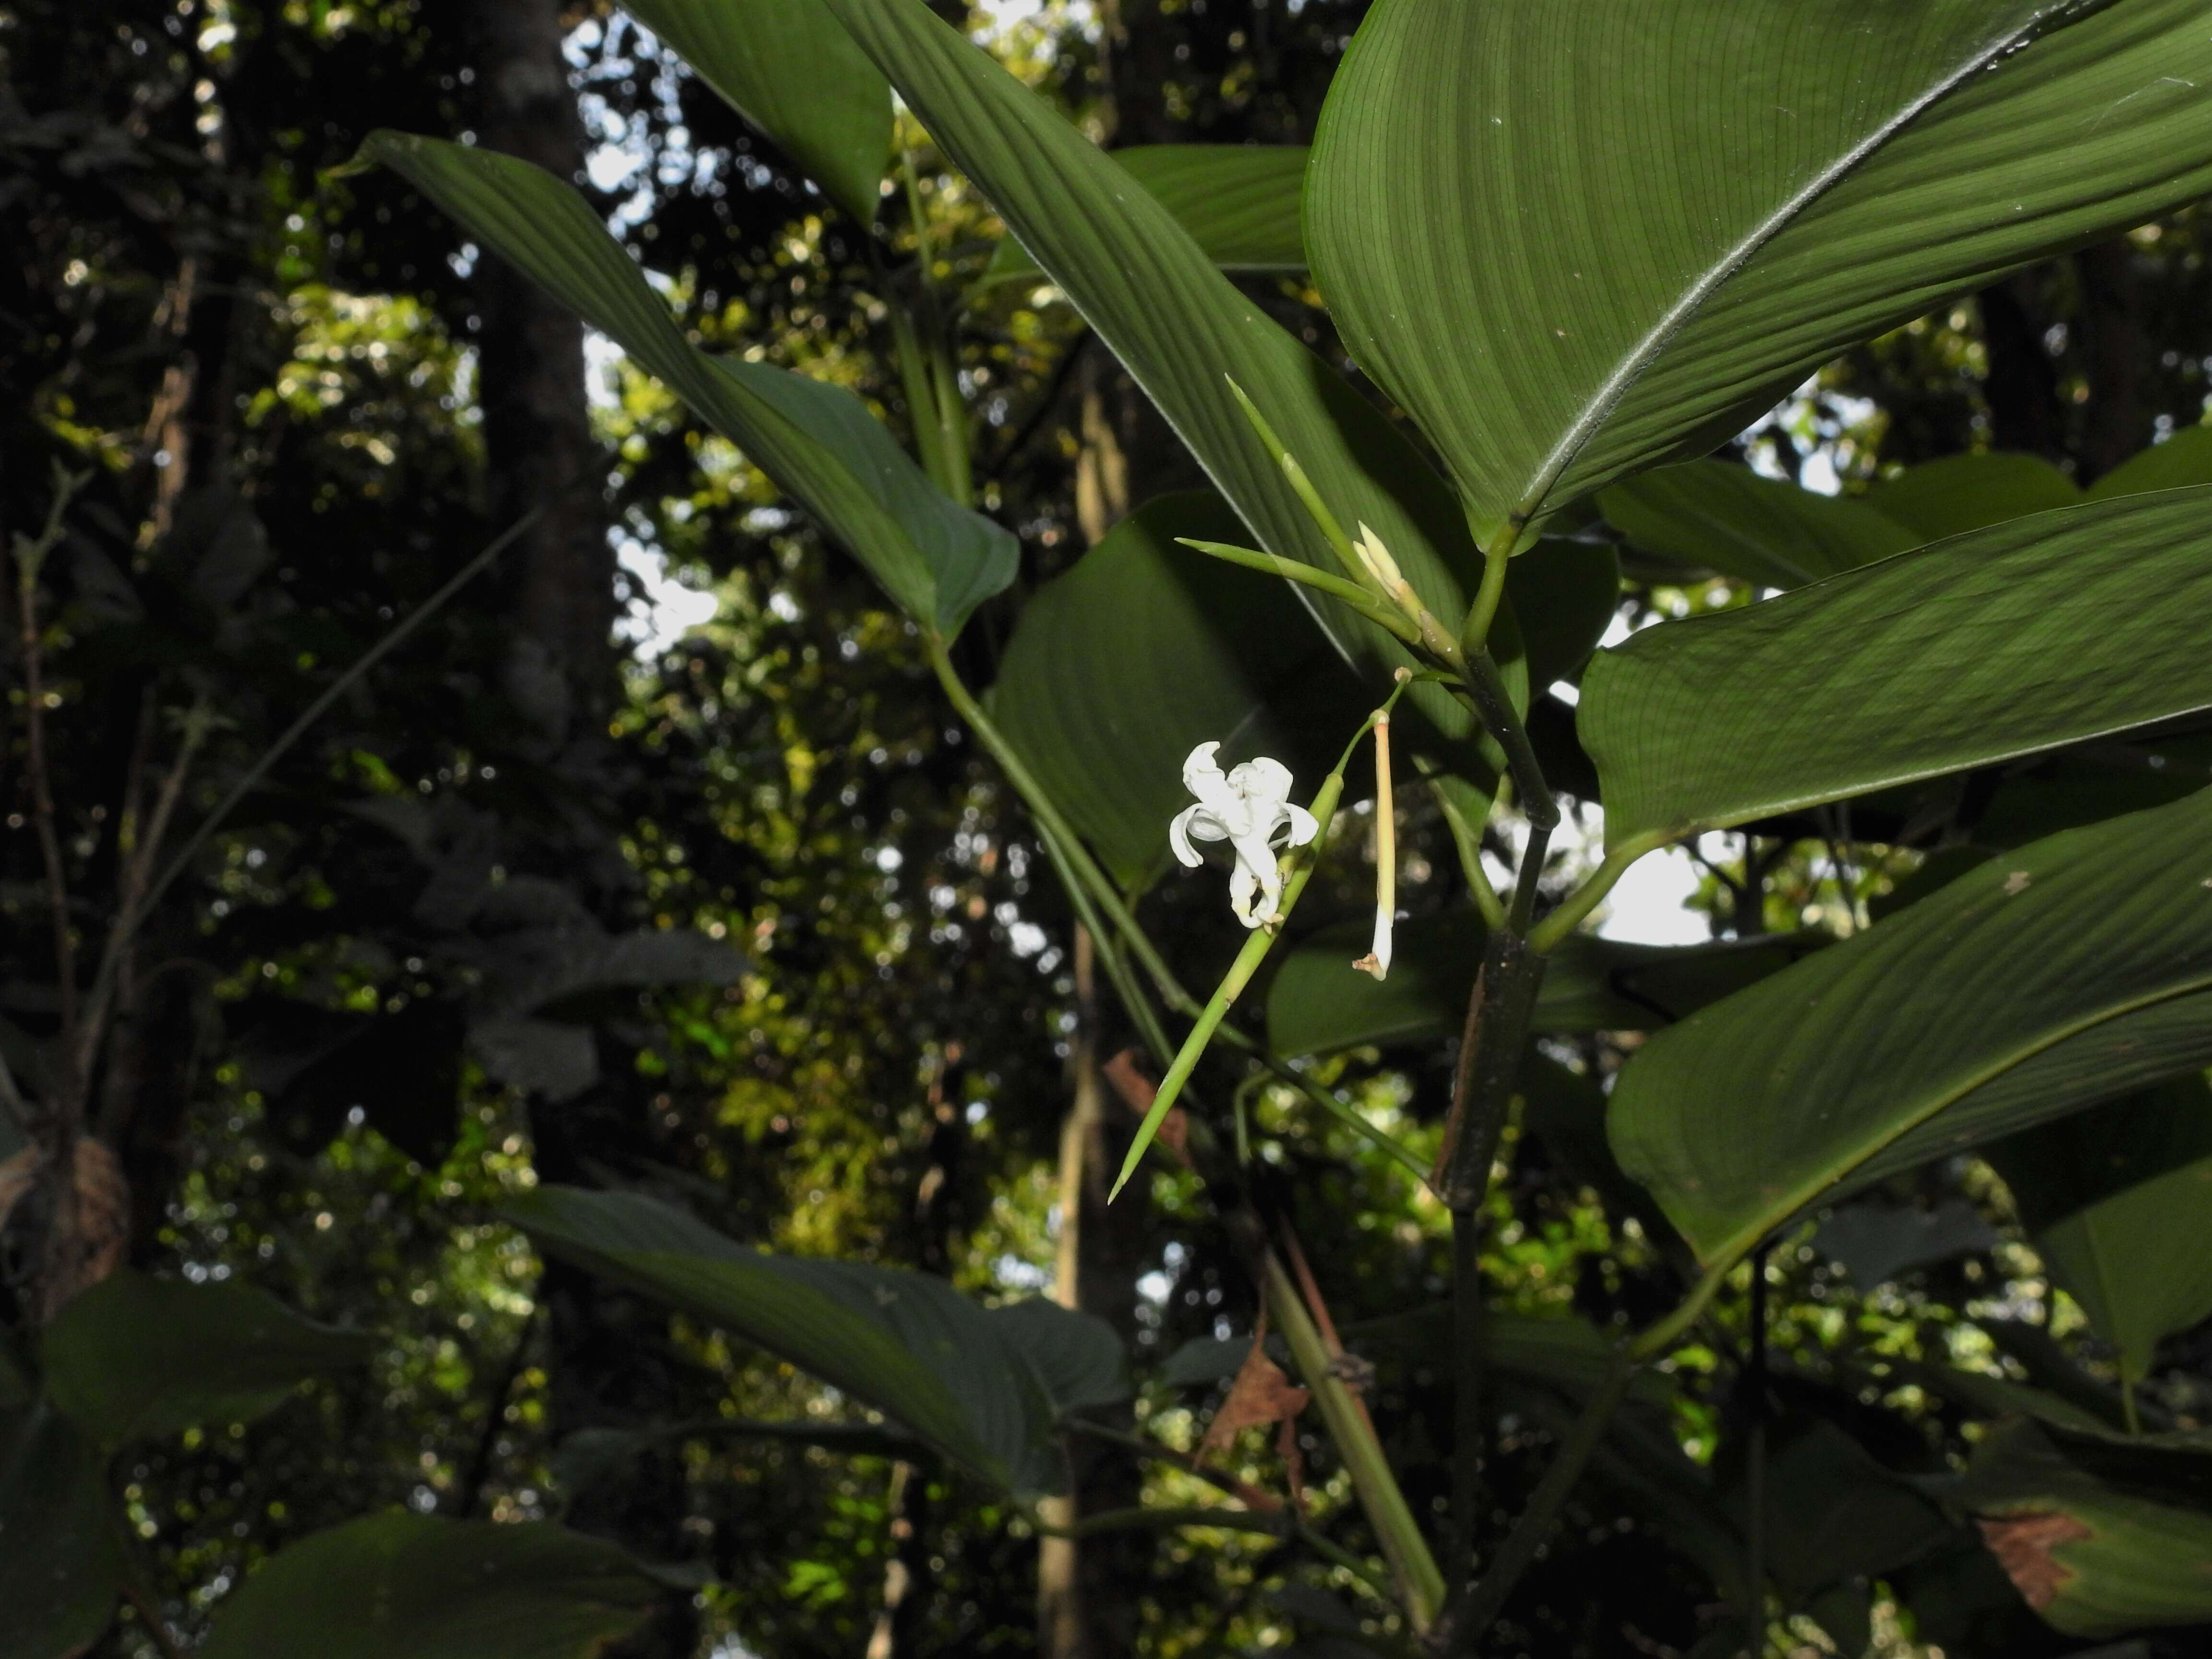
[121,1579,190,1659]
[454,1303,541,1520]
[11,469,92,1080]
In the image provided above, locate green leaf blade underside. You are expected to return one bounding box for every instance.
[986,493,1364,887]
[615,0,891,222]
[1599,460,1918,589]
[42,1270,373,1452]
[361,133,1015,637]
[1307,0,2212,542]
[0,1403,123,1659]
[1985,1078,2212,1384]
[982,145,1310,288]
[1610,786,2212,1269]
[1866,451,2084,541]
[1582,488,2212,846]
[507,1186,1109,1494]
[818,0,1513,747]
[198,1514,661,1659]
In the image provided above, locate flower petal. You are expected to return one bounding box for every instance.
[1169,805,1214,868]
[1228,858,1264,929]
[1277,804,1320,848]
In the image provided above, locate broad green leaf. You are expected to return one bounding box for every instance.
[1266,911,1824,1055]
[42,1270,372,1452]
[818,0,1513,752]
[361,133,1015,637]
[1986,1078,2212,1384]
[507,1186,1119,1493]
[2089,423,2212,499]
[199,1514,660,1659]
[1582,488,2212,845]
[1306,0,2212,544]
[981,146,1309,289]
[1508,539,1620,688]
[615,0,890,222]
[1811,1199,1998,1289]
[1747,1419,1958,1601]
[1954,1422,2212,1638]
[0,1404,122,1659]
[1610,786,2212,1269]
[1600,461,1918,589]
[986,493,1362,887]
[1867,452,2082,541]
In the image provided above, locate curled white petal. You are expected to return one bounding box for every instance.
[1279,804,1320,849]
[1228,859,1264,929]
[1168,805,1210,868]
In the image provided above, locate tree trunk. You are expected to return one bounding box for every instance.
[1977,274,2068,462]
[1038,931,1151,1659]
[462,0,609,742]
[2075,237,2149,485]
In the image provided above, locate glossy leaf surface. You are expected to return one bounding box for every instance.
[986,493,1362,886]
[819,0,1513,748]
[616,0,891,221]
[43,1270,373,1452]
[508,1186,1121,1493]
[1986,1078,2212,1383]
[199,1514,660,1659]
[1307,0,2212,542]
[1611,787,2212,1268]
[362,133,1015,637]
[982,146,1309,288]
[1583,488,2212,844]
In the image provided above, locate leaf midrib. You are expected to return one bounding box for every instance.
[1521,1,2096,525]
[1703,970,2212,1270]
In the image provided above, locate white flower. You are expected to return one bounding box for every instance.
[1170,742,1319,929]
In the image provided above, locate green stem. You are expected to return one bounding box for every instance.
[2122,1376,2144,1436]
[1033,817,1176,1070]
[887,298,953,493]
[1265,1058,1435,1189]
[1527,836,1667,955]
[1423,768,1506,931]
[1460,521,1523,655]
[928,328,974,508]
[1455,651,1556,836]
[1223,377,1366,582]
[1263,1249,1449,1630]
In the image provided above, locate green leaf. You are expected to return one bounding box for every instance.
[361,133,1014,637]
[1953,1421,2212,1639]
[0,1404,123,1659]
[981,146,1309,289]
[2089,423,2212,499]
[42,1270,372,1452]
[1866,452,2083,541]
[506,1186,1120,1493]
[1610,786,2212,1269]
[198,1514,661,1659]
[1306,0,2212,543]
[1582,489,2212,845]
[1600,461,1918,589]
[1266,911,1825,1054]
[613,0,890,222]
[817,0,1512,751]
[1507,539,1620,688]
[986,493,1362,887]
[1747,1419,1958,1600]
[1811,1199,1998,1289]
[1985,1077,2212,1384]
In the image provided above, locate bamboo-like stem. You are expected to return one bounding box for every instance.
[1262,1246,1448,1630]
[1430,931,1548,1211]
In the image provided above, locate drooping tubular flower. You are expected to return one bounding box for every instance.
[1170,742,1319,929]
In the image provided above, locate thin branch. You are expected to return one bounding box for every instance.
[121,1581,190,1659]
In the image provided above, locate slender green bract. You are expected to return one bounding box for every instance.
[613,0,891,222]
[361,133,1015,638]
[1609,786,2212,1268]
[1307,0,2212,542]
[1582,487,2212,845]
